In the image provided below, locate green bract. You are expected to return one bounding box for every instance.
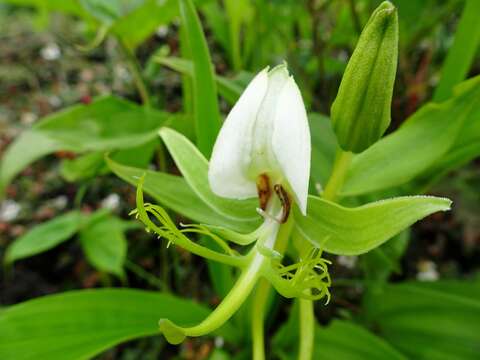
[331,1,398,153]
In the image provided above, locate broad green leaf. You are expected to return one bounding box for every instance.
[314,321,407,360]
[4,211,83,265]
[342,76,480,196]
[60,152,106,182]
[79,0,141,25]
[294,195,451,255]
[414,80,480,191]
[365,281,480,360]
[60,140,158,182]
[111,0,179,48]
[1,0,89,17]
[79,211,128,277]
[433,0,480,102]
[0,289,236,360]
[0,96,169,196]
[159,128,258,222]
[179,0,221,157]
[106,157,259,233]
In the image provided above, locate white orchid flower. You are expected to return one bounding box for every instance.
[208,64,311,215]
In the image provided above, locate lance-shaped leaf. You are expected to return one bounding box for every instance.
[179,0,221,157]
[0,96,169,197]
[331,1,398,153]
[0,289,236,360]
[106,157,259,233]
[342,75,480,196]
[433,0,480,102]
[159,127,258,222]
[156,56,244,105]
[294,195,451,255]
[4,211,84,265]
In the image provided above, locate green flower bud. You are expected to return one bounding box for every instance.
[331,1,398,153]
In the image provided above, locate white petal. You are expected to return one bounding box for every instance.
[272,76,311,214]
[250,65,290,177]
[208,69,269,199]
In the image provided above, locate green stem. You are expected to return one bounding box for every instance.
[251,279,270,360]
[251,217,294,360]
[118,38,151,107]
[298,298,315,360]
[297,148,352,359]
[125,259,164,290]
[322,148,353,201]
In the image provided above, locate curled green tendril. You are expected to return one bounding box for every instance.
[131,175,247,268]
[265,247,332,303]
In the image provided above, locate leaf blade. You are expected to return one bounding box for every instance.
[4,211,83,265]
[106,157,258,233]
[179,0,221,157]
[294,195,451,255]
[0,289,235,360]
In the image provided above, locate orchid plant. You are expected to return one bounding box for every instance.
[3,0,480,359]
[128,5,451,356]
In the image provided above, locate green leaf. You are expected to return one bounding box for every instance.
[294,195,451,255]
[159,128,258,222]
[273,303,405,360]
[0,96,169,197]
[433,0,480,102]
[61,141,158,183]
[365,281,480,360]
[79,0,136,25]
[179,0,221,157]
[1,0,89,17]
[60,152,106,182]
[106,157,259,233]
[156,56,243,105]
[315,320,407,360]
[111,0,179,48]
[79,211,128,277]
[0,289,235,360]
[4,211,83,265]
[309,113,338,186]
[342,76,480,196]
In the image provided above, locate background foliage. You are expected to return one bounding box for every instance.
[0,0,479,359]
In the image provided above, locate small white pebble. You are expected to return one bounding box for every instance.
[49,95,62,108]
[0,200,21,222]
[20,112,38,125]
[214,336,224,348]
[115,65,131,81]
[101,193,120,211]
[41,42,61,61]
[156,25,169,37]
[50,196,68,210]
[416,260,439,282]
[337,255,357,269]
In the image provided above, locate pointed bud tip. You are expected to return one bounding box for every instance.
[375,1,397,18]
